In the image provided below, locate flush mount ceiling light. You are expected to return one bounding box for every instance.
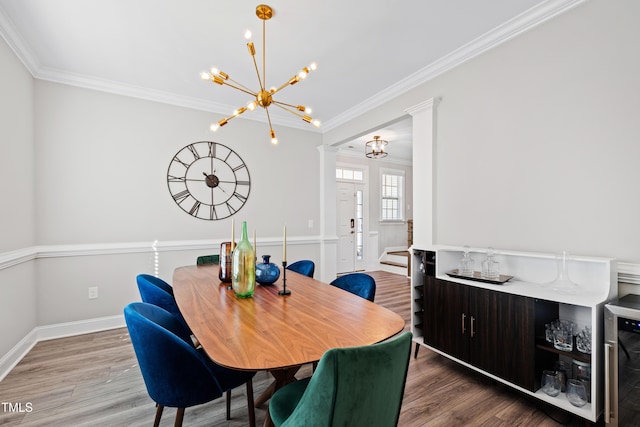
[365,135,388,159]
[200,4,320,145]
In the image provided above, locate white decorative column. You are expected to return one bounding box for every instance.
[317,144,339,282]
[405,98,440,249]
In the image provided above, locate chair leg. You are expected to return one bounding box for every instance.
[246,379,256,427]
[153,404,164,427]
[226,390,231,420]
[174,407,185,427]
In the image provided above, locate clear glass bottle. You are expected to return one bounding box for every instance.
[458,246,475,276]
[481,247,500,280]
[545,251,578,294]
[232,221,256,298]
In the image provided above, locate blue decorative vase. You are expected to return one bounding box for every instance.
[255,255,280,285]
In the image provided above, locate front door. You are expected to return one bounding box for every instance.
[336,181,365,274]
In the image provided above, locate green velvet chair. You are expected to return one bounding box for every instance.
[269,331,412,427]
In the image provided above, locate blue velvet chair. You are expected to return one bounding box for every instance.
[136,274,193,337]
[124,302,256,427]
[286,260,315,278]
[269,331,412,427]
[329,273,376,302]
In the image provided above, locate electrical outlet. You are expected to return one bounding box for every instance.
[308,219,314,228]
[88,286,99,299]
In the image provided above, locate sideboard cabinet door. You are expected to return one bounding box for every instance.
[423,278,469,361]
[424,279,536,391]
[469,287,536,391]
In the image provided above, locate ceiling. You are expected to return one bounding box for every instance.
[0,0,575,161]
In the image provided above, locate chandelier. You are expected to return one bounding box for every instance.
[200,4,320,145]
[365,136,388,159]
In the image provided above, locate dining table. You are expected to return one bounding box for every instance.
[173,263,406,426]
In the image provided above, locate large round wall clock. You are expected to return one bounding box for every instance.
[167,141,251,220]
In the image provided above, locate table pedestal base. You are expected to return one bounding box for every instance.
[257,366,301,427]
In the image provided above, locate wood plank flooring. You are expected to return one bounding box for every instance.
[0,271,586,426]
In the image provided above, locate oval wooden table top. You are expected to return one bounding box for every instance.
[173,264,406,371]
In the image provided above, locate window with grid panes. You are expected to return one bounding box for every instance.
[381,171,404,221]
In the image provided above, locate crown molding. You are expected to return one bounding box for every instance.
[1,0,586,133]
[0,2,40,73]
[322,0,587,131]
[33,66,317,132]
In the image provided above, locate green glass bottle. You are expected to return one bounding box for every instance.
[232,221,256,298]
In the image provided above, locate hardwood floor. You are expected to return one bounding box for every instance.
[0,271,585,426]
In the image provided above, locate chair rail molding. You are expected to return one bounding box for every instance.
[0,236,324,270]
[619,262,640,285]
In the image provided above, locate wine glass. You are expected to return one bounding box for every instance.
[566,379,588,407]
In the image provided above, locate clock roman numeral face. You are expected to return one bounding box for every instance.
[167,141,251,220]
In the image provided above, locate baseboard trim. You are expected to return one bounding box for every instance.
[0,315,125,382]
[35,314,125,341]
[0,329,38,382]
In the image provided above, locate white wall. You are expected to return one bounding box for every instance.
[0,35,37,358]
[326,0,640,265]
[29,80,323,325]
[33,81,322,244]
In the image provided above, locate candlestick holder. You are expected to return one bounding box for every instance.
[278,261,291,296]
